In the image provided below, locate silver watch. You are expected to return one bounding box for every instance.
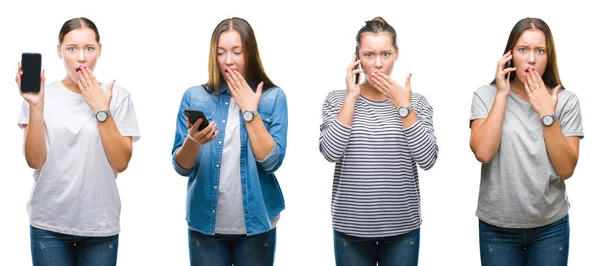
[398,106,413,118]
[243,110,258,122]
[95,110,110,122]
[541,114,557,126]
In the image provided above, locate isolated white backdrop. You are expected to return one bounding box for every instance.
[1,0,598,265]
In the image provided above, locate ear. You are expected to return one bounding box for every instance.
[394,47,399,61]
[97,43,102,58]
[57,44,62,59]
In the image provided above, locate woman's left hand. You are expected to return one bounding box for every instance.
[225,68,262,111]
[524,68,561,118]
[77,66,113,112]
[370,72,413,109]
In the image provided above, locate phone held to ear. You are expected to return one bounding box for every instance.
[504,59,513,79]
[184,109,210,131]
[354,46,360,84]
[20,53,42,93]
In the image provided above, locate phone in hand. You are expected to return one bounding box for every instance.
[504,59,513,79]
[21,53,42,93]
[354,46,361,84]
[184,109,210,131]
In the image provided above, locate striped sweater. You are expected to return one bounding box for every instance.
[319,90,438,238]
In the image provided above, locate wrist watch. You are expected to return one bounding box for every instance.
[541,114,557,126]
[398,106,414,118]
[243,110,258,122]
[95,110,110,122]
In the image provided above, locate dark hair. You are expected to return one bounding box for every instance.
[58,17,100,44]
[355,17,397,48]
[491,17,563,89]
[206,17,275,94]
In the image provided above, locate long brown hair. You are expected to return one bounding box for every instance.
[207,17,275,94]
[491,17,563,89]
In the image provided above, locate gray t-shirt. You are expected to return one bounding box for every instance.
[470,84,583,228]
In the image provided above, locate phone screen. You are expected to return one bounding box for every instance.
[21,53,42,93]
[184,109,210,131]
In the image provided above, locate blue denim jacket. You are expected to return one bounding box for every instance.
[171,84,287,236]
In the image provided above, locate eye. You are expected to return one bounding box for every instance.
[365,53,373,58]
[383,52,391,57]
[86,47,95,51]
[518,48,526,53]
[67,47,77,52]
[217,52,224,56]
[537,49,545,54]
[234,51,242,55]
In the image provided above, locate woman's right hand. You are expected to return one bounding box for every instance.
[345,54,363,99]
[495,51,516,97]
[186,117,218,145]
[16,63,45,106]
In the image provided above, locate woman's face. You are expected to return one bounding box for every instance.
[57,27,101,84]
[358,32,398,83]
[217,29,246,79]
[511,28,548,84]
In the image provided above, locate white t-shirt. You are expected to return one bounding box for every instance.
[18,81,140,237]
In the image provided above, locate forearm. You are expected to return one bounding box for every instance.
[246,116,275,160]
[404,121,438,170]
[174,136,202,169]
[543,124,578,179]
[470,96,507,163]
[97,116,133,173]
[24,104,46,169]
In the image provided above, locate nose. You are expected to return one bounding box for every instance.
[225,53,234,65]
[375,56,383,69]
[528,51,536,64]
[77,50,86,63]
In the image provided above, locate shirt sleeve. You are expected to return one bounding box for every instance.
[318,91,352,163]
[558,92,584,138]
[255,89,288,173]
[111,86,141,142]
[403,95,438,170]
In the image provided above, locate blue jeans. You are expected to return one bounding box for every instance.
[188,227,276,266]
[30,225,119,266]
[333,228,420,266]
[479,214,569,266]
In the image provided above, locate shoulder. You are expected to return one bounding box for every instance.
[557,88,580,108]
[473,84,498,102]
[411,92,429,105]
[323,90,347,104]
[262,86,286,101]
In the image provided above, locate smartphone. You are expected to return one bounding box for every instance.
[21,53,42,93]
[504,59,513,79]
[184,109,210,131]
[354,46,360,84]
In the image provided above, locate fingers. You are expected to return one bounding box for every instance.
[373,72,395,89]
[16,63,22,87]
[77,69,89,90]
[256,81,264,95]
[405,73,412,89]
[226,68,244,88]
[552,84,562,98]
[108,79,115,97]
[40,70,46,93]
[85,67,99,86]
[525,70,536,94]
[185,116,192,129]
[524,82,533,96]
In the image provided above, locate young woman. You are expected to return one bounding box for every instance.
[16,17,140,265]
[319,17,438,266]
[171,17,288,266]
[469,17,582,266]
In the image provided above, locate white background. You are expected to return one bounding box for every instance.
[1,0,598,265]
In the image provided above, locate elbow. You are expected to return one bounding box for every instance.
[114,163,129,173]
[25,155,45,170]
[472,147,493,164]
[558,170,574,181]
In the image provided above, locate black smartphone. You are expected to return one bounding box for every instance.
[184,109,210,131]
[21,53,42,93]
[354,46,360,84]
[504,59,513,79]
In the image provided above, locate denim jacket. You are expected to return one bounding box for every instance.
[171,84,288,236]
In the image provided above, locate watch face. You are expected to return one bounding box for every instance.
[243,111,254,121]
[96,111,108,122]
[542,115,553,126]
[399,108,408,117]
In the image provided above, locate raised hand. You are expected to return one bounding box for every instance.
[524,67,560,118]
[76,65,112,112]
[16,63,46,105]
[496,50,516,97]
[186,116,218,145]
[346,54,363,99]
[224,68,262,112]
[369,72,412,109]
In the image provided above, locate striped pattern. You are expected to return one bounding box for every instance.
[319,90,438,238]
